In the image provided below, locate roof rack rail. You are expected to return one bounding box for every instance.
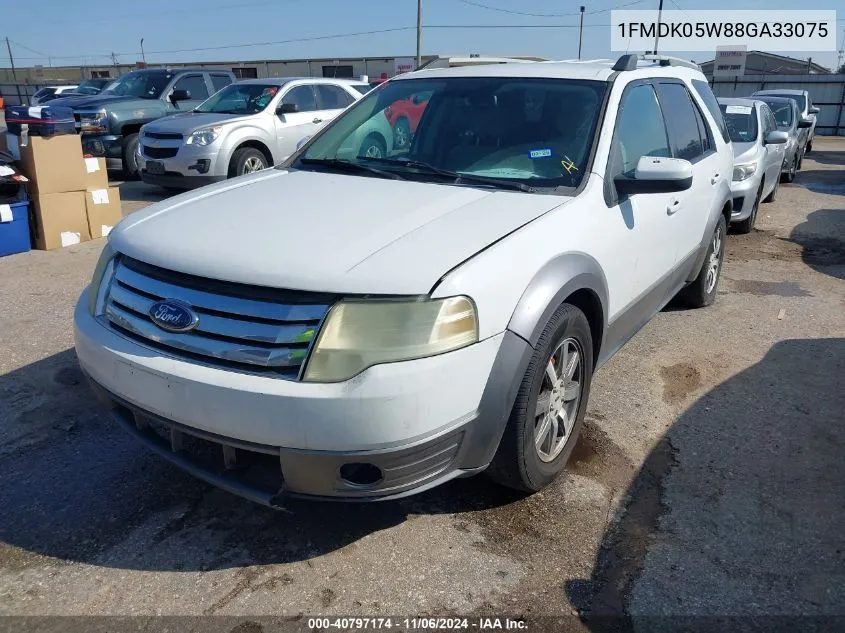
[612,53,700,72]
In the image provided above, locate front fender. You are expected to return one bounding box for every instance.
[507,252,608,349]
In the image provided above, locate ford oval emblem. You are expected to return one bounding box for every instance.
[149,299,199,333]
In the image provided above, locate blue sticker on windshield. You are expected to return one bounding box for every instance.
[528,148,552,159]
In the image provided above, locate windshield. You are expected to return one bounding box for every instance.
[719,104,758,143]
[102,71,172,99]
[768,93,806,111]
[296,77,606,190]
[76,79,107,94]
[761,100,793,129]
[196,83,280,114]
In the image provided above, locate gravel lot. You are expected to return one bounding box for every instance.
[1,138,843,628]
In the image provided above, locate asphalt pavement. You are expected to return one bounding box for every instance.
[0,138,843,629]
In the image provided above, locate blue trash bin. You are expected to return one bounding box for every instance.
[0,200,32,257]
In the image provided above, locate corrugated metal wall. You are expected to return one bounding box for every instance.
[710,74,845,136]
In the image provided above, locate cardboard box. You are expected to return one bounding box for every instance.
[31,191,90,250]
[19,135,86,194]
[85,186,122,239]
[83,157,109,191]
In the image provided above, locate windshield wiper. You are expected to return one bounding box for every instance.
[298,158,406,181]
[359,157,535,193]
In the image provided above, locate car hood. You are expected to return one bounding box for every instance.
[110,169,569,294]
[732,142,760,164]
[49,94,146,110]
[145,111,254,133]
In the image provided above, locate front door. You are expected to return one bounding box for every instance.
[759,105,784,197]
[313,83,356,129]
[274,84,321,157]
[167,74,210,112]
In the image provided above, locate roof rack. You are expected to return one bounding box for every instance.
[612,54,700,72]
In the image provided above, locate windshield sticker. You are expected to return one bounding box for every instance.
[726,105,753,115]
[560,156,579,174]
[528,148,552,159]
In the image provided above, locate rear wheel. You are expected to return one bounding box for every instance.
[678,214,726,308]
[392,117,411,150]
[229,147,267,178]
[122,133,141,180]
[487,303,593,492]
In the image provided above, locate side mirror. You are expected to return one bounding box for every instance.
[614,156,693,195]
[764,130,788,145]
[170,89,191,103]
[809,106,820,115]
[797,118,812,129]
[277,103,298,114]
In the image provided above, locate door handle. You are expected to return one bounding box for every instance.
[667,198,682,215]
[710,173,720,185]
[313,117,323,124]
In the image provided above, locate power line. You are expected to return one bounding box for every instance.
[9,39,51,58]
[456,0,644,17]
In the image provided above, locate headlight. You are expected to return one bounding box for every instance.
[302,296,478,382]
[186,127,222,146]
[78,110,108,133]
[732,161,757,182]
[87,243,116,316]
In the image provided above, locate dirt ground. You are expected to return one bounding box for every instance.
[1,137,843,630]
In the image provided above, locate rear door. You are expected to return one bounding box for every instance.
[654,80,720,267]
[209,73,233,96]
[274,84,321,156]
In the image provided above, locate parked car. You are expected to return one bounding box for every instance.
[752,89,819,152]
[137,77,369,190]
[50,68,235,177]
[31,85,78,104]
[74,54,732,506]
[718,98,787,233]
[752,95,811,183]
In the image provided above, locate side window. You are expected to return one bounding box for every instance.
[210,74,232,93]
[655,82,703,162]
[692,99,713,154]
[611,84,671,177]
[281,85,317,112]
[692,78,729,144]
[173,74,209,101]
[316,84,354,110]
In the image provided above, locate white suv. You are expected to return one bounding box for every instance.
[74,54,732,505]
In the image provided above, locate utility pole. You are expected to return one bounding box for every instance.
[141,38,146,64]
[416,0,422,69]
[578,6,585,60]
[837,29,844,71]
[654,0,664,55]
[5,36,17,82]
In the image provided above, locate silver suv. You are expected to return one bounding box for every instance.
[138,77,370,189]
[752,89,819,152]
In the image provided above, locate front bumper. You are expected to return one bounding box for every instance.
[74,292,529,503]
[81,134,123,170]
[729,173,762,222]
[139,170,226,190]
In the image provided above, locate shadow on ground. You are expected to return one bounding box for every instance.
[802,148,845,167]
[789,209,845,280]
[116,180,171,204]
[0,349,526,573]
[791,169,845,196]
[566,338,845,627]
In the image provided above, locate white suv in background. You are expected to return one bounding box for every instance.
[75,54,732,506]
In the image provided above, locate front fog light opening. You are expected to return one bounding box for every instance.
[339,463,384,487]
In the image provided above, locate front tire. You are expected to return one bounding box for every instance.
[733,184,762,234]
[122,133,141,180]
[487,304,593,492]
[392,117,411,150]
[229,147,267,178]
[763,175,779,203]
[782,155,797,183]
[678,214,726,308]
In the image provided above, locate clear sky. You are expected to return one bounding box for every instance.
[1,0,842,70]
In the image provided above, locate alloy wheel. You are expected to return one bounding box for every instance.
[534,338,584,463]
[242,156,265,174]
[705,224,723,294]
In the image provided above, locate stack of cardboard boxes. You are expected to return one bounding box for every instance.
[19,135,122,250]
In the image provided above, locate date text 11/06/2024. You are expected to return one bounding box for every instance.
[306,617,528,630]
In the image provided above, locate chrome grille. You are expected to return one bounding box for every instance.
[103,257,333,379]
